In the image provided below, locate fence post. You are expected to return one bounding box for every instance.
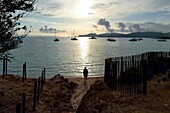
[142,60,147,95]
[3,58,5,78]
[104,58,112,86]
[112,61,117,90]
[22,63,25,82]
[24,62,26,79]
[43,68,46,83]
[121,57,123,73]
[5,56,7,75]
[22,62,27,82]
[33,81,37,111]
[41,70,44,94]
[16,102,21,113]
[22,93,26,113]
[37,77,40,102]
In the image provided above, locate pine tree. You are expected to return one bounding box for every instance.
[0,0,37,60]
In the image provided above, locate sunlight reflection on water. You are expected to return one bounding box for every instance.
[0,36,170,78]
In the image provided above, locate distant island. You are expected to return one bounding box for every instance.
[78,32,170,39]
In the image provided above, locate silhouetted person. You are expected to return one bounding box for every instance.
[83,67,88,79]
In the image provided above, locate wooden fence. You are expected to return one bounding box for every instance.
[0,66,46,113]
[104,51,170,95]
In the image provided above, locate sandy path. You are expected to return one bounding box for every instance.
[69,77,103,113]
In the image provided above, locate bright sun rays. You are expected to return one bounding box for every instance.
[75,1,91,17]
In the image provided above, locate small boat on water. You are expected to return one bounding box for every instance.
[71,29,78,40]
[54,38,59,41]
[89,36,97,39]
[53,31,60,42]
[157,39,167,42]
[71,37,78,40]
[129,38,137,41]
[157,31,168,42]
[106,38,116,42]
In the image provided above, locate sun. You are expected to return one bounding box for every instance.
[75,2,91,17]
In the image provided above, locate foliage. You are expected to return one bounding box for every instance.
[0,0,37,60]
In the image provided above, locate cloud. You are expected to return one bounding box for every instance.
[130,24,141,32]
[43,14,55,16]
[92,2,120,10]
[94,19,170,33]
[39,26,66,33]
[116,22,126,32]
[109,2,120,5]
[116,23,148,32]
[92,24,98,31]
[97,18,113,32]
[141,22,170,32]
[114,22,170,33]
[92,3,106,10]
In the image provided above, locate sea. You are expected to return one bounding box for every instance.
[0,36,170,78]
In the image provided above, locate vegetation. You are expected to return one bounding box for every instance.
[0,0,37,60]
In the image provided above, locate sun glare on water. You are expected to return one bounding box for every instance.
[79,37,89,64]
[75,2,91,17]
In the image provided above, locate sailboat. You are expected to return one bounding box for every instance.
[71,30,78,40]
[53,32,59,41]
[157,38,167,42]
[89,31,97,39]
[157,31,167,42]
[106,38,116,42]
[106,32,116,42]
[129,38,137,41]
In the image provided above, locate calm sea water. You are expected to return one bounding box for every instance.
[0,36,170,78]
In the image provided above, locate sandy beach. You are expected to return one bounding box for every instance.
[0,74,103,113]
[69,77,103,112]
[1,72,170,113]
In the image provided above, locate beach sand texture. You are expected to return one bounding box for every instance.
[0,74,103,113]
[1,72,170,113]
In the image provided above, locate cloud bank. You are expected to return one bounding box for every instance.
[39,26,66,33]
[93,18,170,33]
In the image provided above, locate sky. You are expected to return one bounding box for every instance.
[20,0,170,36]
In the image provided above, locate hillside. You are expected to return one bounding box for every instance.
[77,72,170,113]
[79,32,170,38]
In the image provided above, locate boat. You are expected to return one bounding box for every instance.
[129,38,137,41]
[71,37,78,40]
[71,30,78,40]
[89,36,97,39]
[106,38,116,42]
[53,31,60,41]
[157,38,167,42]
[54,38,59,41]
[106,31,116,42]
[157,30,167,42]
